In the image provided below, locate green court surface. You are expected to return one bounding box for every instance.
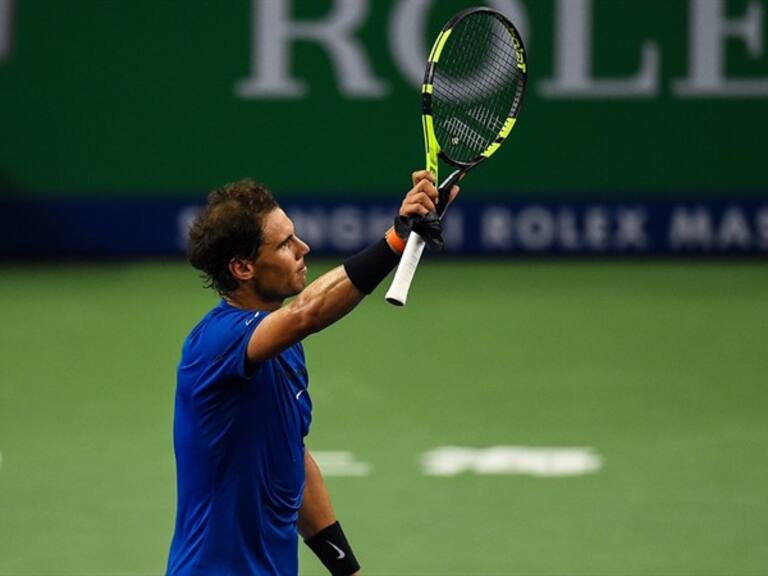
[1,261,767,575]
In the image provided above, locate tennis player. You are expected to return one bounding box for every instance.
[166,171,457,575]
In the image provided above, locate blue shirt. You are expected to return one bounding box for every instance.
[167,299,312,576]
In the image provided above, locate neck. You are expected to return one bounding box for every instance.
[224,285,283,312]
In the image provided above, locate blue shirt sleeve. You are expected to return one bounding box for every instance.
[224,309,268,380]
[196,306,269,381]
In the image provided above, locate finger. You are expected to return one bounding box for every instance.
[415,191,437,213]
[400,200,431,218]
[401,206,430,218]
[414,179,438,202]
[411,170,436,187]
[448,185,461,204]
[404,192,436,214]
[411,170,436,186]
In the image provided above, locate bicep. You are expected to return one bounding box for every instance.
[247,266,364,363]
[246,305,310,363]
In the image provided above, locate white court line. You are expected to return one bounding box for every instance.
[422,446,603,477]
[312,451,370,477]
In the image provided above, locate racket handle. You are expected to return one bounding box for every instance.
[385,232,427,306]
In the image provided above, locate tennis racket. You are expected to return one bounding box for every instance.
[385,6,528,306]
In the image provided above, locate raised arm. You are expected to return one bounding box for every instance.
[247,170,449,363]
[247,266,365,362]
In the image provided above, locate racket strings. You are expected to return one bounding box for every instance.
[431,14,525,163]
[438,28,520,101]
[440,23,511,79]
[436,26,520,149]
[435,35,522,115]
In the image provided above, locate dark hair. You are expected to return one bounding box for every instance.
[188,180,279,294]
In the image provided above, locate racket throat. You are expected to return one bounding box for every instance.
[436,169,464,218]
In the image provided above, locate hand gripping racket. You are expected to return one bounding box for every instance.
[385,7,528,306]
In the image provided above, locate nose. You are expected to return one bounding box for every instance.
[297,236,310,256]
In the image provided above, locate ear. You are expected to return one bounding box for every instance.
[228,258,257,282]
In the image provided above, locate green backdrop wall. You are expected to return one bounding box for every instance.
[2,0,768,199]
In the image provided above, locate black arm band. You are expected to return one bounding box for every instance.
[343,238,399,295]
[304,521,360,576]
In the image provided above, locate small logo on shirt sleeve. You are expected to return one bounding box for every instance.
[245,312,260,326]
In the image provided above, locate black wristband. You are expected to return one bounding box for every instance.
[304,521,360,576]
[343,238,399,295]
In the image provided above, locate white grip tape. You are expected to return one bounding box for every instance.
[385,232,427,306]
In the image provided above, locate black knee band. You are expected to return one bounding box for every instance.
[304,521,360,576]
[343,238,399,295]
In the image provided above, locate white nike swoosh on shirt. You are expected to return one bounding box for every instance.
[295,390,305,400]
[326,540,346,560]
[245,313,260,326]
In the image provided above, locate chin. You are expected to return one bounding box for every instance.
[286,281,305,297]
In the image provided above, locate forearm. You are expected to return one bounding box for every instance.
[291,235,402,336]
[291,266,366,337]
[301,451,360,575]
[299,450,337,538]
[247,240,401,361]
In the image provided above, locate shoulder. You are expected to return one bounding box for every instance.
[184,301,266,360]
